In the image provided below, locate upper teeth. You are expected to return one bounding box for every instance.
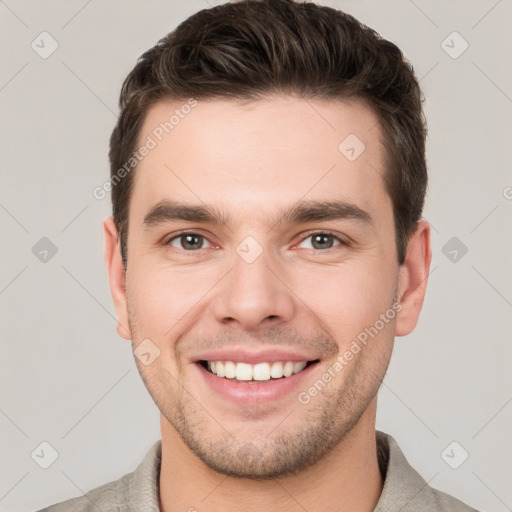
[207,361,308,381]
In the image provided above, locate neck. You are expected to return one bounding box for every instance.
[158,399,383,512]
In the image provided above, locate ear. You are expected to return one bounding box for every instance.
[103,216,131,340]
[395,220,432,336]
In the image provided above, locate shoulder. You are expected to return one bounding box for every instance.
[34,439,162,512]
[405,482,481,512]
[34,477,120,511]
[375,431,480,512]
[426,487,481,512]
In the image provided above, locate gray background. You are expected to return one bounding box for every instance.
[1,0,511,511]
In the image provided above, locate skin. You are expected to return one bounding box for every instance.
[104,95,431,512]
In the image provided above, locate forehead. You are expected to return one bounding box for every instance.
[130,95,389,226]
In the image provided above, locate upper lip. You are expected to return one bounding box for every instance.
[192,349,320,364]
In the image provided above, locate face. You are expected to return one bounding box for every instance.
[105,95,430,479]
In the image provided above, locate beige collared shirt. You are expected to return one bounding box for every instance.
[37,431,479,511]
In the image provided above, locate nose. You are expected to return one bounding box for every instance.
[211,246,296,331]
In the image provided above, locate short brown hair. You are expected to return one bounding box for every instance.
[109,0,427,266]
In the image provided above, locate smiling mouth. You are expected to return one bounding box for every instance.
[199,359,319,382]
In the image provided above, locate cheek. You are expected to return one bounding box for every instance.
[290,260,396,342]
[126,263,219,339]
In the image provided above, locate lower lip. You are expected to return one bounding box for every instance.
[195,362,318,404]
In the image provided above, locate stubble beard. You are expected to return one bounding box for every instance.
[127,297,395,480]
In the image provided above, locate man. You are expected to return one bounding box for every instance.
[39,0,479,510]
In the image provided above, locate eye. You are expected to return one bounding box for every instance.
[297,232,343,250]
[167,232,213,251]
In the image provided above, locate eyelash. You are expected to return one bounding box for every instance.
[164,230,348,252]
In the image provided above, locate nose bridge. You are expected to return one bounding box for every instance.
[211,238,295,330]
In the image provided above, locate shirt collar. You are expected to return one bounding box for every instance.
[374,430,438,511]
[120,431,436,511]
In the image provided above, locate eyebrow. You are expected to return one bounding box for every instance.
[142,198,373,230]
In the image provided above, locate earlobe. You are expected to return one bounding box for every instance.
[103,216,132,340]
[395,220,432,337]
